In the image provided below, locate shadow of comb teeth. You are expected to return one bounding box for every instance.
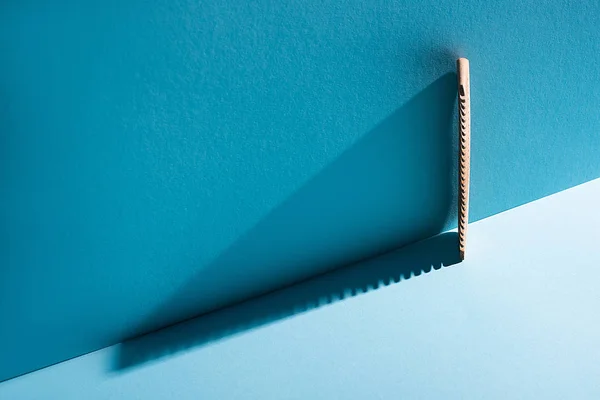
[113,231,460,371]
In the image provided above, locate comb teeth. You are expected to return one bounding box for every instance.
[457,59,470,261]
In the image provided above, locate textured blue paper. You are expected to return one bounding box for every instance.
[2,0,600,381]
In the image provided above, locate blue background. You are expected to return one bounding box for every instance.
[1,179,599,398]
[2,0,600,382]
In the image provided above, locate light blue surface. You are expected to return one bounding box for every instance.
[2,0,600,381]
[1,180,599,399]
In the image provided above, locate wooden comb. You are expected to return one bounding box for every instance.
[457,58,471,261]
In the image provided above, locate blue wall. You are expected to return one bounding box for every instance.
[2,0,600,381]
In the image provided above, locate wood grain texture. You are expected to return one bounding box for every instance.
[457,58,471,260]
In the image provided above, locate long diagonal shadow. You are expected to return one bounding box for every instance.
[114,232,460,371]
[114,72,459,370]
